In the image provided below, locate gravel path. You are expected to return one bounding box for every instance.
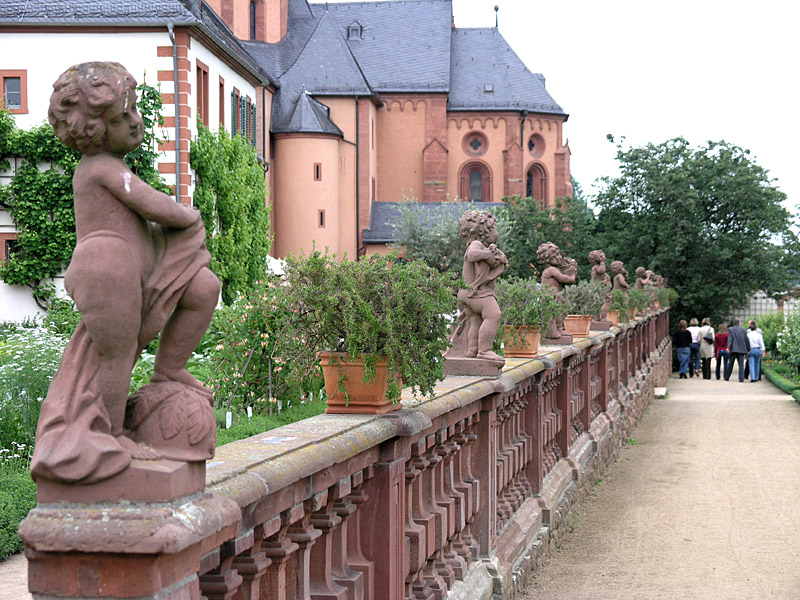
[525,367,800,599]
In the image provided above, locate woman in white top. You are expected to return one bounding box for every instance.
[746,320,766,382]
[698,318,715,380]
[687,318,701,377]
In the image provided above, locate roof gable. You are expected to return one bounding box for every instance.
[310,0,452,93]
[449,28,564,115]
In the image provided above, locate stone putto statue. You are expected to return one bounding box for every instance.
[589,249,612,322]
[445,210,507,374]
[31,62,220,486]
[537,242,576,341]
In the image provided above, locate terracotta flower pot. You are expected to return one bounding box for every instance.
[319,352,402,415]
[607,310,620,326]
[564,314,592,338]
[502,325,541,358]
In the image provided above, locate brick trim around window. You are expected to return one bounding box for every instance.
[0,70,28,114]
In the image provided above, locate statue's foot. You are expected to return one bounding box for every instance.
[464,350,478,358]
[476,350,503,361]
[115,435,162,460]
[151,368,205,390]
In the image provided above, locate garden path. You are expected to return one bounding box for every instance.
[524,363,800,599]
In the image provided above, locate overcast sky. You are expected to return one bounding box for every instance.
[326,0,797,210]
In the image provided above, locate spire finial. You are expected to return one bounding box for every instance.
[494,5,499,28]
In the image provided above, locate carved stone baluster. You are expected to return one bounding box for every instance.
[432,435,456,539]
[421,556,447,600]
[308,489,348,600]
[441,438,465,533]
[332,494,365,600]
[233,523,271,600]
[261,507,302,600]
[287,498,324,600]
[407,570,436,600]
[346,481,374,600]
[200,555,243,600]
[405,459,428,587]
[421,445,448,549]
[442,539,468,581]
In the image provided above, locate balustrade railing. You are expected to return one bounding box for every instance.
[20,311,671,600]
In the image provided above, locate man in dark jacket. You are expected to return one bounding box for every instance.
[725,319,751,382]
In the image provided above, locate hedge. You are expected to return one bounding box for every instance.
[0,470,36,561]
[761,363,800,395]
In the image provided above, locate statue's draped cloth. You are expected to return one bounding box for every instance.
[30,220,211,483]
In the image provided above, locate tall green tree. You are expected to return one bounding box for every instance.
[594,136,797,323]
[191,125,270,304]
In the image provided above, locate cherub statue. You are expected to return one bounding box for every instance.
[31,62,220,485]
[589,249,612,322]
[611,261,629,295]
[635,266,650,290]
[448,210,507,362]
[537,242,576,339]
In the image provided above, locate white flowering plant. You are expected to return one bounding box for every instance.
[776,312,800,370]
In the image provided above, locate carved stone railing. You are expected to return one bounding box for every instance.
[20,310,671,600]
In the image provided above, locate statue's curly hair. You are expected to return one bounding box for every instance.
[536,242,561,266]
[588,250,606,265]
[48,62,136,155]
[610,260,626,275]
[457,210,497,244]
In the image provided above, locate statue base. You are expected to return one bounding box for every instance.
[443,356,505,377]
[36,459,206,504]
[591,320,612,330]
[544,334,574,345]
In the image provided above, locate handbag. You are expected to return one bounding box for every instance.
[703,332,714,344]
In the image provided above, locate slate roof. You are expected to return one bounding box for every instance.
[273,90,344,136]
[448,28,564,115]
[0,0,275,87]
[310,0,452,93]
[0,0,197,24]
[362,201,505,244]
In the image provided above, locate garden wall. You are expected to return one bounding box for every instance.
[19,310,671,600]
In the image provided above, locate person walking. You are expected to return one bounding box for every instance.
[698,318,715,380]
[674,319,692,379]
[687,318,701,377]
[714,323,729,381]
[724,319,750,382]
[746,320,766,382]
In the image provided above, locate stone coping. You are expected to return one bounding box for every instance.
[206,313,657,503]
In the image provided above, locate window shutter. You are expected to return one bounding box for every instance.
[251,103,257,147]
[230,91,237,134]
[240,97,247,138]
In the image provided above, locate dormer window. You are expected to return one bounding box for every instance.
[483,84,494,93]
[348,22,362,40]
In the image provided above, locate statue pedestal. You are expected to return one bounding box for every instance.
[443,356,505,377]
[591,320,612,331]
[35,459,206,504]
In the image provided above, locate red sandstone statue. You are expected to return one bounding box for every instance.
[635,266,652,290]
[447,210,507,364]
[589,249,612,322]
[30,62,220,484]
[537,242,575,340]
[611,261,630,295]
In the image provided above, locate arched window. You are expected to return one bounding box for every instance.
[526,164,547,206]
[460,162,491,202]
[250,1,256,40]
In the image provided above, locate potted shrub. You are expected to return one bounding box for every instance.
[655,286,678,309]
[627,288,651,318]
[282,250,456,414]
[609,289,628,325]
[563,281,606,337]
[495,277,565,357]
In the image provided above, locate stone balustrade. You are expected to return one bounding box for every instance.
[20,310,671,600]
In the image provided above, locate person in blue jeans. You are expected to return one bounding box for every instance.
[746,320,766,382]
[687,317,701,377]
[673,319,692,378]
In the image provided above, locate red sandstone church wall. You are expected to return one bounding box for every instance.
[377,96,433,203]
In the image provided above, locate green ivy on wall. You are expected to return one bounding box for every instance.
[0,83,168,308]
[190,125,271,304]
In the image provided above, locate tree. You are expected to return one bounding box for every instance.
[191,125,271,304]
[594,136,797,323]
[498,193,597,280]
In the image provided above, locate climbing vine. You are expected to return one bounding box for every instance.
[0,83,168,308]
[191,124,270,304]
